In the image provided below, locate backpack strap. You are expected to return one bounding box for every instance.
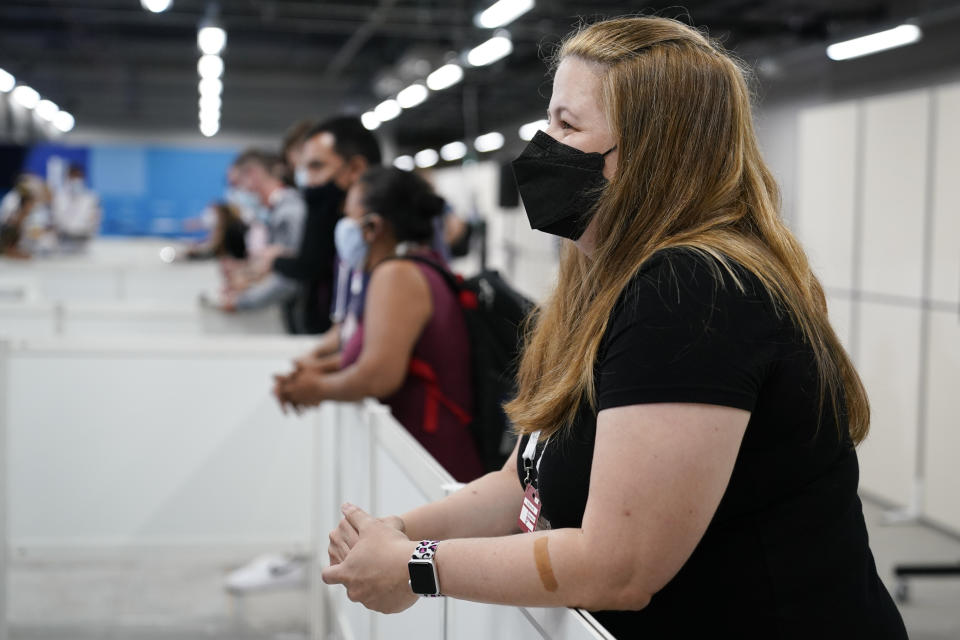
[376,255,474,433]
[408,357,473,433]
[379,254,479,310]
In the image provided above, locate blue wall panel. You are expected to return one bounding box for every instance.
[16,142,239,237]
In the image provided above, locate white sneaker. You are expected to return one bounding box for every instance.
[225,553,308,593]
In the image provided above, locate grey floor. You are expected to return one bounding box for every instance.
[6,498,960,639]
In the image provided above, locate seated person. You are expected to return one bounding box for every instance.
[273,167,484,483]
[185,202,248,261]
[0,183,36,259]
[218,150,306,332]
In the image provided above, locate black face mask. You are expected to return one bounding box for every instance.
[511,130,617,240]
[301,180,346,209]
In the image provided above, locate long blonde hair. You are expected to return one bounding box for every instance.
[504,16,869,444]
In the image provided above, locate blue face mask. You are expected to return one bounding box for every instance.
[294,167,309,189]
[225,187,264,220]
[334,217,369,271]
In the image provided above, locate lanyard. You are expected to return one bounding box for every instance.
[521,430,546,487]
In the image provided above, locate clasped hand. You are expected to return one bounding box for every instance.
[272,353,342,414]
[321,503,419,614]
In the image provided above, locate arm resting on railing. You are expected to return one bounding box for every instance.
[398,438,524,541]
[323,402,748,614]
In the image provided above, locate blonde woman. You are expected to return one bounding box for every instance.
[321,16,907,639]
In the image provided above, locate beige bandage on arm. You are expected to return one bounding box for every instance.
[534,537,559,592]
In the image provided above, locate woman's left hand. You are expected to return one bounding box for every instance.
[277,368,328,408]
[321,503,419,614]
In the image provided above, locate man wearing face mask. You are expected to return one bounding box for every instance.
[266,116,382,335]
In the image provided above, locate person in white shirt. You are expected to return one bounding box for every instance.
[52,165,101,241]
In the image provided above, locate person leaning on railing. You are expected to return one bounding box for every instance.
[273,166,485,484]
[318,15,908,640]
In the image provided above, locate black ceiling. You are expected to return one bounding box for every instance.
[0,0,954,154]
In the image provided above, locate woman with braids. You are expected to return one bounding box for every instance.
[318,16,906,639]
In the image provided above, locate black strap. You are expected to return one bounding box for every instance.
[378,254,461,296]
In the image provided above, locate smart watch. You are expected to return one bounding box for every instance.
[408,540,442,597]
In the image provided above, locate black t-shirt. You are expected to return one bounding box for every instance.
[516,248,906,640]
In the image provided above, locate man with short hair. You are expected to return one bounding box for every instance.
[267,116,382,334]
[221,149,306,331]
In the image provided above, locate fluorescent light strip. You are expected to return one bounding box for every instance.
[475,0,534,29]
[414,148,439,168]
[474,131,504,152]
[467,35,513,67]
[826,24,922,61]
[0,68,14,93]
[426,64,463,91]
[397,83,428,109]
[375,99,401,122]
[440,141,467,161]
[53,111,75,133]
[393,155,415,171]
[519,119,547,141]
[198,26,227,55]
[361,111,380,131]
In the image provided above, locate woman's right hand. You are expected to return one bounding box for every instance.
[328,514,406,566]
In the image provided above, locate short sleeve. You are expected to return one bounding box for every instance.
[597,249,782,413]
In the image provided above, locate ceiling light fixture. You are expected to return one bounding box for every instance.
[141,0,173,13]
[200,120,220,137]
[826,24,922,61]
[467,33,513,67]
[397,83,429,109]
[393,155,415,171]
[414,149,439,168]
[199,94,222,111]
[53,111,75,133]
[440,141,468,161]
[197,54,224,79]
[519,119,548,141]
[199,77,222,96]
[474,131,505,152]
[475,0,534,29]
[12,85,40,109]
[360,111,381,131]
[36,99,59,121]
[374,98,402,122]
[198,25,227,55]
[426,63,464,91]
[0,68,14,93]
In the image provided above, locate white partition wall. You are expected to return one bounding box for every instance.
[855,303,922,506]
[2,337,316,548]
[794,81,960,533]
[922,312,960,533]
[930,83,960,305]
[0,338,614,639]
[795,101,859,293]
[859,90,929,300]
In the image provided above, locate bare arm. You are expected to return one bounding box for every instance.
[290,261,431,403]
[323,402,749,613]
[399,438,524,541]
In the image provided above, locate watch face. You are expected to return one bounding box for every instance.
[408,561,438,594]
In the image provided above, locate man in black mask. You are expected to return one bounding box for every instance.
[269,116,382,334]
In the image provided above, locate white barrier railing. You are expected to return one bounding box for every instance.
[0,301,284,337]
[0,258,220,304]
[310,399,615,640]
[0,337,614,639]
